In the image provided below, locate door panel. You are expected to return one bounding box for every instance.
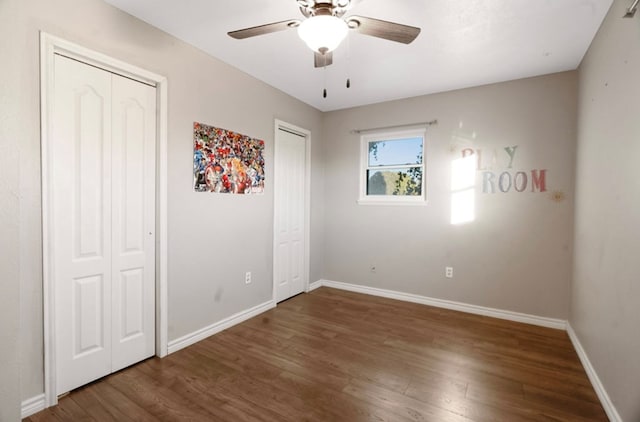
[291,239,302,290]
[74,86,107,259]
[274,129,306,302]
[277,243,289,288]
[72,274,105,357]
[54,54,113,394]
[118,269,144,340]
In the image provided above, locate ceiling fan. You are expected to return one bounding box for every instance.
[228,0,421,68]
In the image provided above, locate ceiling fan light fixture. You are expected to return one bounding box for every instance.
[298,15,348,54]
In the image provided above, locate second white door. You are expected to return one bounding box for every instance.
[274,127,307,302]
[51,54,157,395]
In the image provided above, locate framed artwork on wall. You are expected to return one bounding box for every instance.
[193,121,265,194]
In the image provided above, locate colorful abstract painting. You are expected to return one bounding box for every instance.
[193,122,265,194]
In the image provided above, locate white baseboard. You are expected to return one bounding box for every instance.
[307,280,323,292]
[567,323,621,422]
[313,279,567,330]
[167,300,275,354]
[22,394,46,418]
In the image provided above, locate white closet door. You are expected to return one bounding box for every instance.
[274,129,306,302]
[52,54,156,395]
[110,72,156,372]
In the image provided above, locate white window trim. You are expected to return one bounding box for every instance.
[358,128,427,206]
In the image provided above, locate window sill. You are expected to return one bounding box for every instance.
[357,198,428,206]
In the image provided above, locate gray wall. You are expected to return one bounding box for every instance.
[4,0,634,419]
[5,0,324,405]
[322,72,578,319]
[0,1,22,419]
[572,1,640,420]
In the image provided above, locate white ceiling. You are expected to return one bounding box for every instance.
[104,0,612,112]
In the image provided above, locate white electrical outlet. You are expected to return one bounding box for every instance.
[445,267,453,278]
[245,271,252,284]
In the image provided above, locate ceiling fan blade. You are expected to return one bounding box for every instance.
[228,20,300,39]
[346,16,420,44]
[314,51,333,68]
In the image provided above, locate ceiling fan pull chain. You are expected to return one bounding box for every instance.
[323,63,328,98]
[346,30,351,88]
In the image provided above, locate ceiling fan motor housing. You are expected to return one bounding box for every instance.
[298,0,351,18]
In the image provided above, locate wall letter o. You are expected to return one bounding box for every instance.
[499,172,512,192]
[515,171,528,192]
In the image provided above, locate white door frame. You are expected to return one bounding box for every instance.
[272,120,312,302]
[40,32,169,407]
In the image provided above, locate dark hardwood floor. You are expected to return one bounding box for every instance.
[25,287,608,421]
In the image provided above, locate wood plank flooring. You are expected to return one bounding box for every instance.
[25,287,608,421]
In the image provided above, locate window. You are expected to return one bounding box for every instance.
[359,128,426,205]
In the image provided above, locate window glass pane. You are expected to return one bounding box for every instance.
[368,137,423,167]
[367,167,422,196]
